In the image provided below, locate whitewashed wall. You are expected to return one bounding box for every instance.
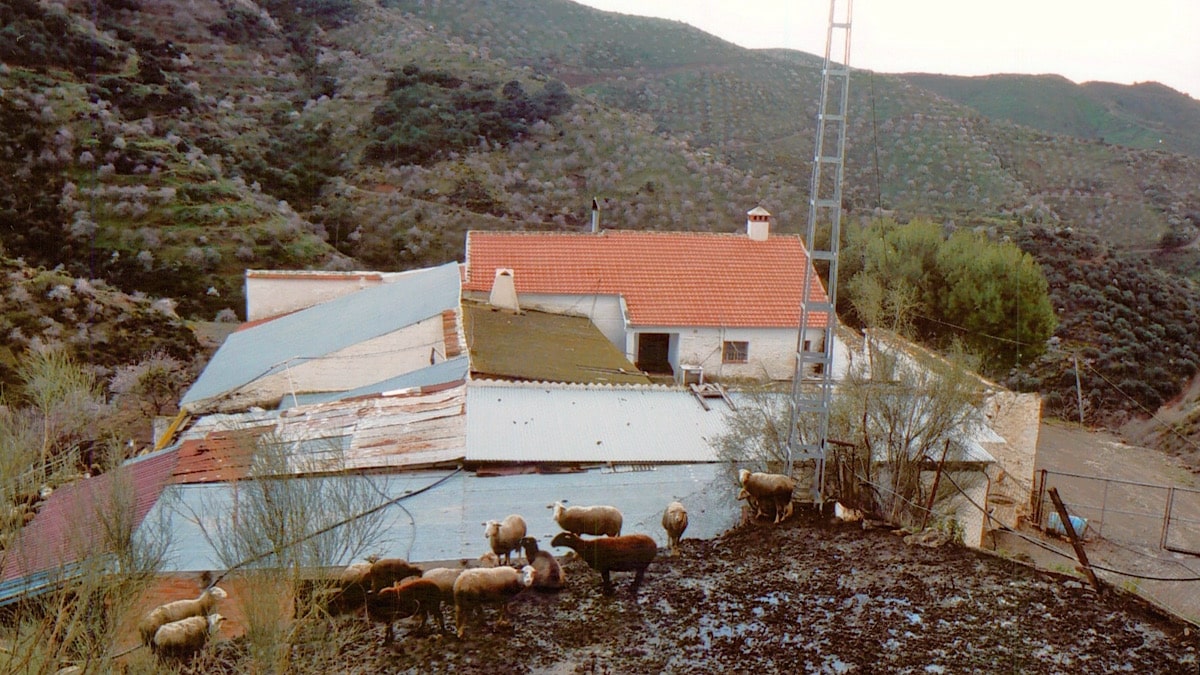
[246,272,387,321]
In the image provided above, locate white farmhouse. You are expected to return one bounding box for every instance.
[463,208,831,382]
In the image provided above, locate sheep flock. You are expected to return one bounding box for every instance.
[135,473,796,659]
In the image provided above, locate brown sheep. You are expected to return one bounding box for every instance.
[452,565,536,639]
[738,469,796,524]
[550,501,622,537]
[150,613,224,659]
[518,537,566,591]
[661,501,689,556]
[320,560,373,616]
[137,586,227,648]
[483,514,527,565]
[365,557,424,594]
[367,577,445,644]
[550,532,656,595]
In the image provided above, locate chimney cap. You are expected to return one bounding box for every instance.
[747,206,771,217]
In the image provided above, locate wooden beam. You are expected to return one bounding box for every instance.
[1047,487,1102,592]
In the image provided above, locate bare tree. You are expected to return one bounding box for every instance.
[187,431,391,671]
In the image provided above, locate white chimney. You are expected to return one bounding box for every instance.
[489,268,520,312]
[746,206,771,241]
[591,197,600,233]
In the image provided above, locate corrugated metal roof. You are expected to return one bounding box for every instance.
[171,383,467,481]
[143,465,738,571]
[464,230,830,329]
[284,356,470,408]
[466,381,733,463]
[1,449,179,584]
[181,261,462,411]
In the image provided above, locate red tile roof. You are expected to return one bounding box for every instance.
[1,449,179,582]
[464,230,829,328]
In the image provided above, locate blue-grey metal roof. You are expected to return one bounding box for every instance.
[142,465,738,571]
[284,356,470,408]
[180,262,461,410]
[466,381,736,463]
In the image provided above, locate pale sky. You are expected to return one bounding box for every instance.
[573,1,1200,100]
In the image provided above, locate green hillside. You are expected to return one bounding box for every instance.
[1,0,1200,432]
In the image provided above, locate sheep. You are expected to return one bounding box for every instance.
[550,532,656,596]
[422,567,466,627]
[365,557,424,594]
[661,501,689,556]
[137,586,227,648]
[549,501,623,537]
[452,565,536,639]
[477,551,501,568]
[483,514,527,565]
[320,560,374,616]
[518,536,566,591]
[150,613,224,659]
[738,469,796,524]
[367,577,445,644]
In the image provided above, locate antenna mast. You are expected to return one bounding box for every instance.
[786,0,852,504]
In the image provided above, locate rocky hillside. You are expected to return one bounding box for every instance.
[2,0,1200,435]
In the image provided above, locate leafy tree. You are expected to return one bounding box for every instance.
[841,218,1057,375]
[935,230,1058,370]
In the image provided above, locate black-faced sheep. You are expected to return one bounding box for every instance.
[483,514,527,565]
[452,565,536,639]
[549,501,622,537]
[365,557,424,595]
[150,613,224,659]
[738,469,796,524]
[518,537,565,591]
[661,501,689,556]
[367,577,445,644]
[550,532,655,595]
[137,586,227,648]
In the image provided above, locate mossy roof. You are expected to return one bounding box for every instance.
[463,301,651,385]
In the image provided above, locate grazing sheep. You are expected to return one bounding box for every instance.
[550,532,656,595]
[321,560,374,616]
[151,613,224,659]
[368,577,445,644]
[483,514,527,565]
[661,501,689,556]
[452,565,536,639]
[738,469,796,524]
[518,537,566,591]
[477,551,501,568]
[137,586,227,648]
[422,567,465,622]
[365,558,424,594]
[549,501,623,537]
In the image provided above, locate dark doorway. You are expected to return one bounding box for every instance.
[636,333,672,374]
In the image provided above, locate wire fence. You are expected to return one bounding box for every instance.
[1033,469,1200,556]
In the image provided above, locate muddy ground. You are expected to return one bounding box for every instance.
[200,509,1199,674]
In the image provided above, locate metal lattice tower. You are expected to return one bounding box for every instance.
[786,0,852,503]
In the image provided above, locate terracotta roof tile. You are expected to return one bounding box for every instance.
[464,230,829,328]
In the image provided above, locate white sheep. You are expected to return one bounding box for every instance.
[483,514,527,565]
[452,565,536,639]
[151,613,224,659]
[661,501,689,556]
[738,469,796,524]
[137,586,227,647]
[422,567,466,624]
[549,501,622,537]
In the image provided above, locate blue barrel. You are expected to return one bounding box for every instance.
[1047,512,1088,537]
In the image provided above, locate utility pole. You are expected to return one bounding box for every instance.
[786,0,852,504]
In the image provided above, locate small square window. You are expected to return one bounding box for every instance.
[722,341,748,364]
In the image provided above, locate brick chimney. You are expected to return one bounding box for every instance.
[746,206,771,241]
